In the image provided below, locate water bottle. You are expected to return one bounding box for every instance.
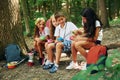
[27,52,34,66]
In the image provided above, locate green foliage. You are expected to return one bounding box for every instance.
[29,19,35,32]
[70,15,82,28]
[109,18,120,26]
[36,0,43,6]
[72,49,120,80]
[22,19,35,36]
[33,12,44,19]
[72,57,106,80]
[28,0,35,8]
[45,11,53,19]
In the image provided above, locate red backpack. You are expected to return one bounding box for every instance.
[87,45,107,65]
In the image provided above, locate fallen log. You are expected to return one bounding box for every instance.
[105,42,120,49]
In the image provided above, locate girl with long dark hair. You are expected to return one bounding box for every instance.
[66,8,103,69]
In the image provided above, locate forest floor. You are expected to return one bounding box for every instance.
[0,26,120,80]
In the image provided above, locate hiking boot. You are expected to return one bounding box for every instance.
[66,61,79,69]
[39,54,46,65]
[49,64,58,73]
[43,64,54,70]
[39,58,44,65]
[33,51,38,56]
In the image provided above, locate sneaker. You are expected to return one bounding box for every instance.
[43,64,54,70]
[80,61,87,70]
[66,61,79,69]
[49,64,58,73]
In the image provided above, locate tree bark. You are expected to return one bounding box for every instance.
[53,0,57,12]
[108,0,113,20]
[98,0,109,28]
[114,0,119,18]
[0,0,28,59]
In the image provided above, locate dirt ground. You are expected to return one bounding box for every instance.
[0,26,120,80]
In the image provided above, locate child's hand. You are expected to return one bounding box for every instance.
[47,39,53,43]
[74,35,88,42]
[70,35,76,40]
[35,38,40,42]
[72,29,83,35]
[55,40,59,44]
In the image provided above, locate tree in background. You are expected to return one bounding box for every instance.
[114,0,120,18]
[0,0,28,59]
[98,0,109,28]
[21,0,30,35]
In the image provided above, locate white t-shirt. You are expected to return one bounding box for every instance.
[82,20,103,41]
[54,22,78,40]
[95,20,103,41]
[39,27,50,36]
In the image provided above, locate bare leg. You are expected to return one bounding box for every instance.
[55,42,63,64]
[34,41,38,52]
[71,41,78,63]
[45,42,48,51]
[46,43,55,63]
[37,41,43,58]
[75,41,95,59]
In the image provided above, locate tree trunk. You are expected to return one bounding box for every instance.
[21,0,30,35]
[66,0,70,20]
[114,0,119,18]
[43,1,46,17]
[96,0,99,15]
[0,0,28,59]
[108,0,113,20]
[53,0,57,12]
[98,0,109,28]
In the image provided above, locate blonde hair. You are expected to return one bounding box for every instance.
[34,17,45,38]
[35,17,45,25]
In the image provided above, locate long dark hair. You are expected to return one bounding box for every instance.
[34,25,40,38]
[81,8,102,38]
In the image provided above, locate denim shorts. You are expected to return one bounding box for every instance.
[62,40,71,53]
[53,40,71,54]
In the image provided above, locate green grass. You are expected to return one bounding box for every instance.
[110,18,120,26]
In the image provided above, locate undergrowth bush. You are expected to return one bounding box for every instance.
[72,49,120,80]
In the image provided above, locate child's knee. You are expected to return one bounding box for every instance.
[47,44,54,50]
[56,42,63,48]
[75,42,82,49]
